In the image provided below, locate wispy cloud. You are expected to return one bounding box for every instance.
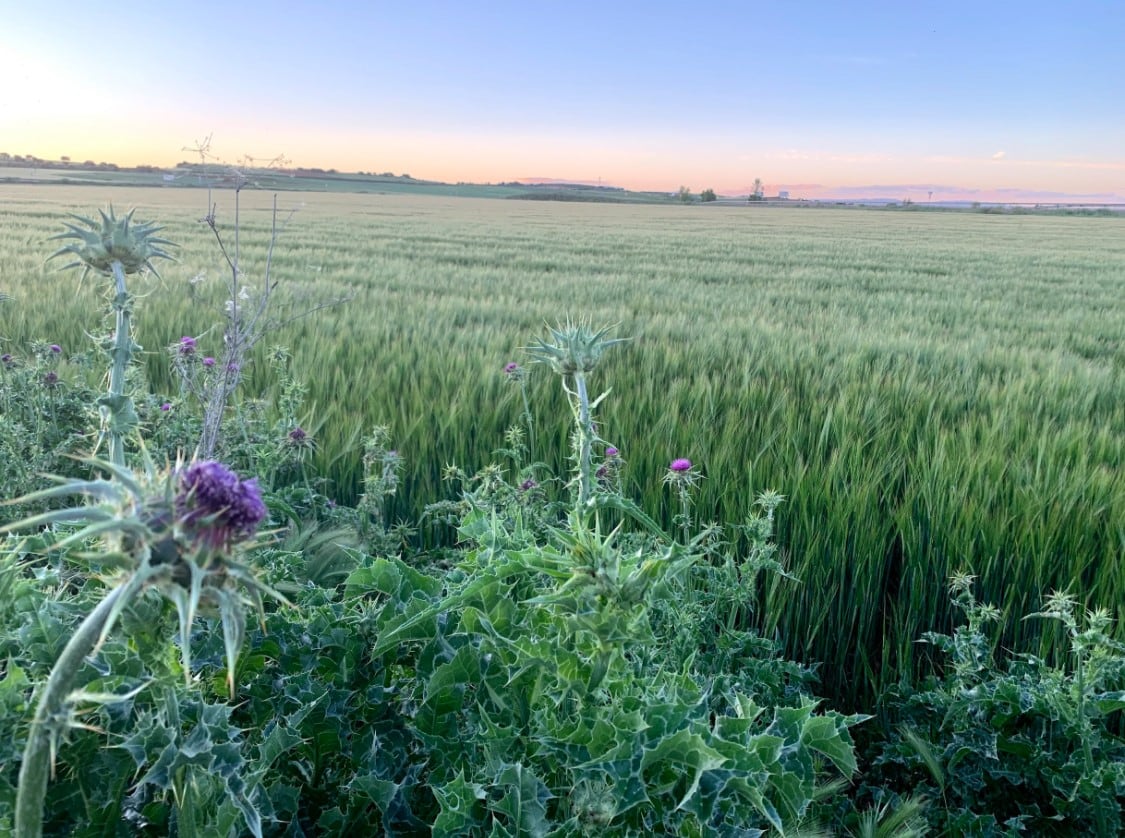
[804,184,957,198]
[926,154,1125,171]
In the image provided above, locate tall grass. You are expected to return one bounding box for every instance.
[2,184,1122,706]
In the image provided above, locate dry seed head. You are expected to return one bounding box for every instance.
[49,206,176,280]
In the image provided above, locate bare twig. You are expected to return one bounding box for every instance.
[185,135,349,459]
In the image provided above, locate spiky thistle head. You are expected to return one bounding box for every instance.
[0,456,282,698]
[175,460,268,552]
[663,457,702,490]
[49,206,176,280]
[526,319,626,376]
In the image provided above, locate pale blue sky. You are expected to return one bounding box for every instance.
[2,0,1122,198]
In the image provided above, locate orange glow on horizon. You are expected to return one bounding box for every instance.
[4,128,1123,202]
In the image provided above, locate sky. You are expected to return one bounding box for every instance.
[2,0,1123,201]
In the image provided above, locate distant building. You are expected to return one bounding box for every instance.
[777,190,790,200]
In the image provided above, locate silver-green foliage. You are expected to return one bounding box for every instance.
[354,507,864,835]
[48,207,175,467]
[0,540,308,836]
[2,453,282,837]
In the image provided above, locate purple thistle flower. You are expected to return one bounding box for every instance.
[49,344,62,354]
[1,353,13,367]
[176,461,267,550]
[669,458,693,473]
[504,362,519,374]
[226,362,240,373]
[202,356,216,367]
[179,336,197,355]
[519,478,538,492]
[160,402,172,412]
[606,446,619,457]
[43,371,59,387]
[595,464,609,479]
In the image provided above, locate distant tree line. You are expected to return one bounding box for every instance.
[0,153,124,171]
[678,186,718,203]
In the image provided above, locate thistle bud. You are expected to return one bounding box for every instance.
[49,206,175,280]
[526,320,625,376]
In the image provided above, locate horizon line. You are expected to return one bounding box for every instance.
[2,152,1123,205]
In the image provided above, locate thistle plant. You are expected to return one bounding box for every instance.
[169,334,207,402]
[357,426,403,539]
[48,207,175,467]
[3,457,282,838]
[595,445,624,493]
[526,320,625,513]
[503,361,536,461]
[1028,589,1125,836]
[885,576,1125,834]
[663,457,701,543]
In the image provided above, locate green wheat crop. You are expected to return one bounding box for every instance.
[2,184,1122,707]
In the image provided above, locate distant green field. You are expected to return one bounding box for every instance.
[2,184,1122,706]
[0,166,666,201]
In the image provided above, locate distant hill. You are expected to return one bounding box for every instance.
[3,155,1120,212]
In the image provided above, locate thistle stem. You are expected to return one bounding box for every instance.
[16,582,129,838]
[574,371,593,511]
[104,261,135,468]
[518,377,536,463]
[678,483,692,545]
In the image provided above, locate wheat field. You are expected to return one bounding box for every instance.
[1,184,1122,705]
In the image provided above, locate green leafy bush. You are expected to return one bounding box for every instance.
[870,574,1125,835]
[346,503,864,834]
[0,345,100,512]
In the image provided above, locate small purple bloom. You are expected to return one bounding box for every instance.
[176,460,267,550]
[43,371,59,387]
[595,464,609,479]
[504,362,519,374]
[287,427,308,444]
[1,353,13,367]
[226,362,240,373]
[519,478,538,492]
[160,402,172,412]
[179,336,197,355]
[202,356,216,367]
[669,458,693,473]
[606,447,619,457]
[49,344,62,354]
